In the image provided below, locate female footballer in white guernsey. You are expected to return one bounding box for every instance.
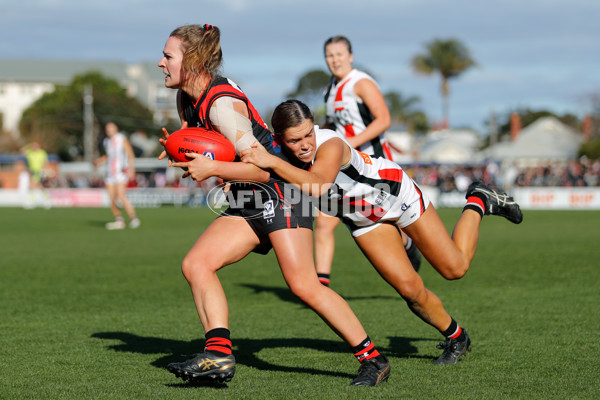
[241,100,523,365]
[94,122,140,230]
[316,35,420,287]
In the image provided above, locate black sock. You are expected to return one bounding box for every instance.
[441,318,465,340]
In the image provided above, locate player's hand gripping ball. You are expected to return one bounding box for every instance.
[165,127,236,162]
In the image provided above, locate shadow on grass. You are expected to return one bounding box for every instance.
[239,283,303,305]
[87,220,111,228]
[386,335,439,361]
[239,283,399,306]
[91,332,355,385]
[92,286,439,387]
[91,331,439,387]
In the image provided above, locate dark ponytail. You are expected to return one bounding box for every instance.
[271,100,314,136]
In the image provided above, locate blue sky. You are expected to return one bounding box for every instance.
[2,0,599,133]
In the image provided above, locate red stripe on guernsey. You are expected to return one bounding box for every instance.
[413,179,426,215]
[467,196,486,214]
[274,182,284,199]
[274,182,291,227]
[334,79,350,104]
[354,342,380,362]
[382,142,393,160]
[332,79,356,137]
[344,124,356,137]
[349,199,385,222]
[378,168,403,182]
[449,326,462,339]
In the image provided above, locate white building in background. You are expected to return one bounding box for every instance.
[416,128,483,164]
[386,126,484,165]
[0,59,178,138]
[484,116,584,164]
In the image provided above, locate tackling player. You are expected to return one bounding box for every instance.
[241,100,523,365]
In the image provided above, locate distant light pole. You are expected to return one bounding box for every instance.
[83,84,95,163]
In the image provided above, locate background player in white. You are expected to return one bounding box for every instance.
[241,99,523,365]
[317,35,419,287]
[94,122,140,230]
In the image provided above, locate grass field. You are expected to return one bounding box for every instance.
[1,206,599,399]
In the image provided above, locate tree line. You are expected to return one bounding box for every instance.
[8,38,600,160]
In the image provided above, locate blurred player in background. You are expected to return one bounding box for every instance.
[158,24,390,386]
[316,35,420,287]
[94,122,140,230]
[241,100,523,365]
[20,141,51,208]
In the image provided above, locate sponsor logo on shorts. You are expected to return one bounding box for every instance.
[263,200,275,220]
[375,191,388,205]
[401,203,409,211]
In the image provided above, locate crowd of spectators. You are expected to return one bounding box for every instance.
[29,157,600,193]
[405,157,600,192]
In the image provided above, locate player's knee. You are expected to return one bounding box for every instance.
[181,254,215,283]
[180,256,196,282]
[437,261,469,280]
[287,280,319,305]
[315,219,337,235]
[395,278,424,302]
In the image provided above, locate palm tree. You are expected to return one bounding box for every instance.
[384,91,429,132]
[411,38,476,128]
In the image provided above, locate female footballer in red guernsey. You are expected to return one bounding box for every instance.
[157,25,390,386]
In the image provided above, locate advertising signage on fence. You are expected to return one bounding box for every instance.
[514,187,600,209]
[1,187,600,209]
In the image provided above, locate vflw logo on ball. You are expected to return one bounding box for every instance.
[203,152,216,160]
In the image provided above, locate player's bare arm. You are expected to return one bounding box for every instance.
[348,79,391,148]
[241,137,347,197]
[170,96,270,183]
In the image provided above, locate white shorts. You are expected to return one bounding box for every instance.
[105,171,128,185]
[345,175,431,237]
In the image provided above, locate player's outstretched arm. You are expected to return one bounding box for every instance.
[173,153,270,183]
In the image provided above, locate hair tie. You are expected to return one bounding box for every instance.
[203,24,214,31]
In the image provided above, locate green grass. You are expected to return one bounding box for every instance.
[1,207,599,399]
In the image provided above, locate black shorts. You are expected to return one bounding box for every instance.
[219,181,315,254]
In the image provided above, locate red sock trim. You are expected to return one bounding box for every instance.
[205,337,232,355]
[354,342,380,362]
[448,326,462,339]
[466,196,486,214]
[318,277,331,285]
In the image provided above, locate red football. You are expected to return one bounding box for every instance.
[165,127,236,163]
